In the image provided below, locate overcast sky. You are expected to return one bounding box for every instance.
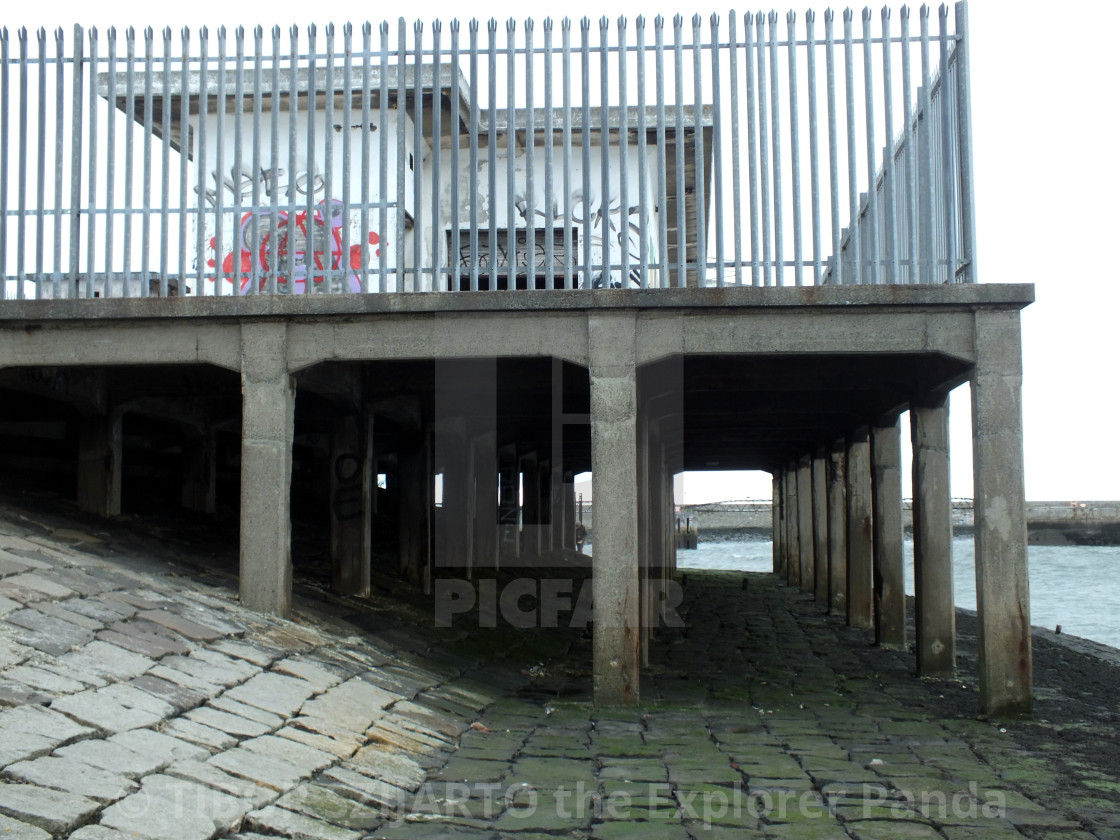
[8,0,1117,504]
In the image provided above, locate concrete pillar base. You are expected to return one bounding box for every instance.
[872,419,906,649]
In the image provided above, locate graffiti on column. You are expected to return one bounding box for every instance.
[200,167,382,295]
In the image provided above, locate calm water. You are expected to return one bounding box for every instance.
[678,537,1120,650]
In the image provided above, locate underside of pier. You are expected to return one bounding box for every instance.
[0,283,1034,716]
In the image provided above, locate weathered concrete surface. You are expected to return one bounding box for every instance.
[912,396,957,678]
[589,312,641,706]
[846,431,874,631]
[972,309,1032,717]
[871,420,906,650]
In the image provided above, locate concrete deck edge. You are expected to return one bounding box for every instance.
[0,283,1035,322]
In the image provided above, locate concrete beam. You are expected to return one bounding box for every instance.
[239,322,295,616]
[590,312,641,706]
[812,452,829,605]
[972,310,1032,716]
[871,419,906,649]
[827,448,848,617]
[330,408,373,597]
[846,430,873,630]
[911,396,955,677]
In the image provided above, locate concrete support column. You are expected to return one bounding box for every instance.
[797,456,815,594]
[435,427,471,577]
[590,312,640,706]
[239,322,295,616]
[330,408,373,596]
[772,473,783,575]
[78,411,122,518]
[811,453,829,605]
[972,310,1032,716]
[498,446,519,561]
[562,473,576,550]
[398,424,432,589]
[473,433,500,571]
[846,429,873,629]
[827,447,848,616]
[911,395,955,677]
[785,467,799,587]
[181,431,217,514]
[520,453,540,558]
[636,409,651,667]
[871,419,906,649]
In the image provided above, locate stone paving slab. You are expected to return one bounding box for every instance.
[99,773,250,839]
[0,813,50,840]
[5,755,139,802]
[0,783,101,834]
[223,671,317,717]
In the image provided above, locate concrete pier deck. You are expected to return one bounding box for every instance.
[0,495,1117,839]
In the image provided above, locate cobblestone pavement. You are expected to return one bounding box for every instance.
[1,499,1119,839]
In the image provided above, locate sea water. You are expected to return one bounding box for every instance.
[678,537,1120,650]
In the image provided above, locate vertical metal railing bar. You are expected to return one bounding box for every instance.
[0,30,8,300]
[599,16,612,289]
[806,11,822,286]
[525,19,535,290]
[785,12,802,286]
[85,28,99,297]
[580,17,592,289]
[325,25,338,292]
[289,26,301,293]
[709,14,723,287]
[691,15,706,286]
[214,27,227,296]
[249,26,264,296]
[378,22,389,293]
[636,15,649,289]
[672,15,685,287]
[954,0,975,283]
[67,25,84,296]
[745,12,760,286]
[231,27,245,295]
[16,29,30,298]
[487,18,498,291]
[654,16,669,288]
[860,10,879,285]
[413,21,424,293]
[177,28,189,294]
[103,29,116,297]
[919,5,933,283]
[52,28,65,298]
[359,23,371,294]
[618,16,630,288]
[396,18,407,293]
[755,13,771,286]
[543,18,555,289]
[307,24,321,294]
[467,19,479,292]
[448,21,460,293]
[194,28,208,294]
[140,28,154,295]
[35,29,47,298]
[937,5,956,282]
[843,11,860,284]
[824,11,840,285]
[900,6,917,285]
[431,20,442,293]
[880,8,898,286]
[562,18,573,290]
[507,18,517,290]
[342,25,355,293]
[728,12,742,285]
[159,27,172,296]
[767,12,782,286]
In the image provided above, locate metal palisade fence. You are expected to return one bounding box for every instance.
[0,4,974,299]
